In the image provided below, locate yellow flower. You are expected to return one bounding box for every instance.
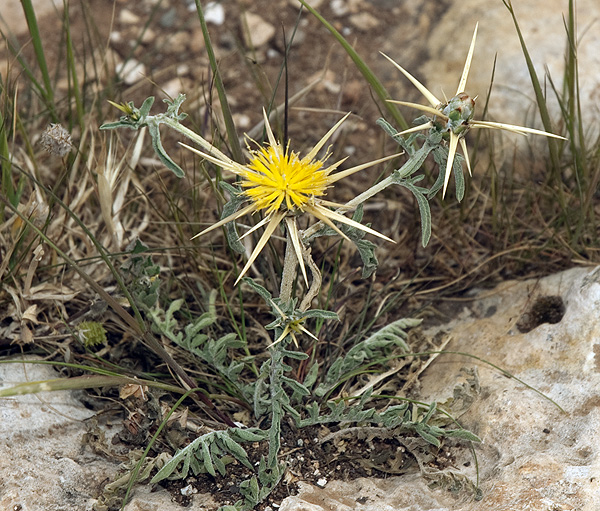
[268,304,315,348]
[381,23,565,197]
[183,110,400,284]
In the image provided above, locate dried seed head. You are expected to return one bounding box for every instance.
[40,123,72,157]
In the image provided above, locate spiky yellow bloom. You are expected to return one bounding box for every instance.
[183,110,400,284]
[240,143,330,214]
[382,23,565,197]
[268,304,315,348]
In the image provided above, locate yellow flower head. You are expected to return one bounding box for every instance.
[183,110,400,284]
[382,23,565,198]
[240,141,330,214]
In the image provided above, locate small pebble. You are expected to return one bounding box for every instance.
[180,483,196,496]
[205,2,225,25]
[119,9,139,25]
[141,28,156,44]
[116,59,146,85]
[159,7,177,28]
[243,12,276,47]
[349,12,379,31]
[331,0,349,16]
[233,113,251,129]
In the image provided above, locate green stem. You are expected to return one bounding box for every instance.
[302,174,395,241]
[159,115,226,153]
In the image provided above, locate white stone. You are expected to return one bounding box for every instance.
[233,113,252,129]
[119,8,140,25]
[162,77,184,99]
[242,12,276,48]
[348,12,380,31]
[116,59,147,85]
[109,30,122,44]
[330,0,349,17]
[204,1,225,25]
[141,27,157,44]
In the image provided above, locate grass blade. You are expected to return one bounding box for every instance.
[19,0,57,120]
[193,0,243,163]
[501,0,562,181]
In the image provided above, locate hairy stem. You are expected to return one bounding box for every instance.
[279,232,298,303]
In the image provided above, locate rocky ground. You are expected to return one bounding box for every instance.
[2,0,600,510]
[3,266,600,510]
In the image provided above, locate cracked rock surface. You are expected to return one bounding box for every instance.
[0,363,117,511]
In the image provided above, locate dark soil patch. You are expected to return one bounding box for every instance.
[156,421,458,510]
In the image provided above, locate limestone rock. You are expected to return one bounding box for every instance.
[278,266,600,511]
[242,12,276,48]
[0,361,116,511]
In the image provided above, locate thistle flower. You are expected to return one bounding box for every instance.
[268,302,315,348]
[382,23,565,197]
[183,110,399,284]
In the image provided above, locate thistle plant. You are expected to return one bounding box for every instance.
[99,92,485,508]
[97,17,568,509]
[0,1,581,509]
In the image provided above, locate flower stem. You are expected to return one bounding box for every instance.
[280,230,298,303]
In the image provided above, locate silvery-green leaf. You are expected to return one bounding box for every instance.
[139,96,155,118]
[147,122,185,177]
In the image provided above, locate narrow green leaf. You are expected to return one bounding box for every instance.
[415,426,441,447]
[147,122,185,177]
[445,429,482,443]
[400,181,432,247]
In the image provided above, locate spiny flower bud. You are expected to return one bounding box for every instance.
[442,92,475,136]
